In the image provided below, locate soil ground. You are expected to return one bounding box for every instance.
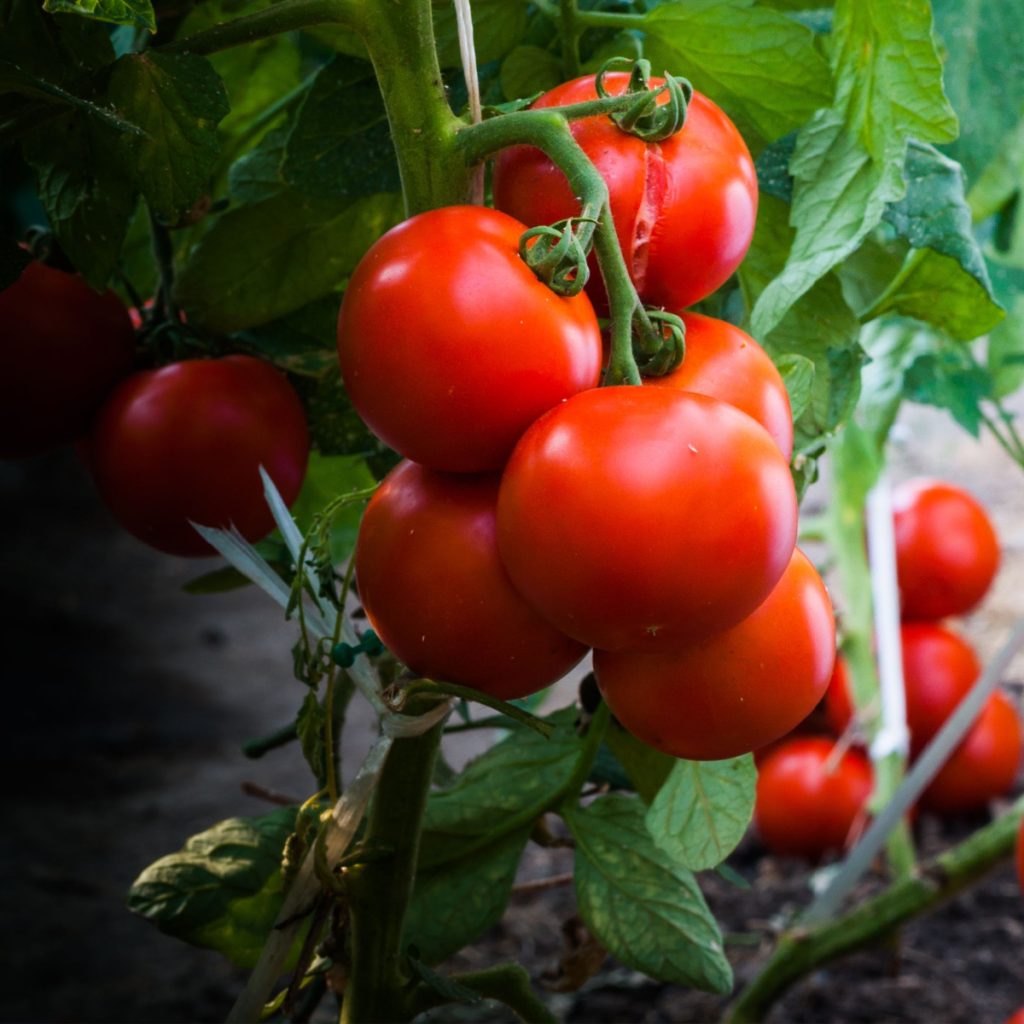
[2,401,1023,1024]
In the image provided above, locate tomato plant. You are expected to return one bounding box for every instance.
[497,385,797,651]
[0,261,135,459]
[754,737,873,860]
[922,690,1022,814]
[893,478,1000,621]
[337,206,602,473]
[594,549,834,760]
[1018,817,1024,895]
[493,73,757,314]
[355,459,587,699]
[89,356,309,557]
[645,312,793,459]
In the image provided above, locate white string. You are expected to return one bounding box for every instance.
[453,0,485,204]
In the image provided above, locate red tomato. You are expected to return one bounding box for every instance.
[89,356,309,557]
[594,549,835,760]
[922,691,1022,814]
[497,386,797,651]
[0,261,134,458]
[355,460,587,699]
[824,625,981,757]
[646,312,793,459]
[337,206,602,473]
[893,478,999,621]
[754,737,873,859]
[1005,1010,1024,1024]
[493,73,757,313]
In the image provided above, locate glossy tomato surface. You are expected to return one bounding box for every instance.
[594,549,834,760]
[893,478,999,620]
[497,386,797,651]
[355,460,587,699]
[922,690,1022,814]
[646,312,793,459]
[493,74,757,313]
[337,206,602,473]
[90,356,309,556]
[826,624,981,756]
[754,737,873,859]
[0,261,135,458]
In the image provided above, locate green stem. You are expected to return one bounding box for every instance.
[340,697,448,1024]
[408,963,555,1023]
[456,109,642,383]
[161,0,363,56]
[726,799,1024,1024]
[405,679,554,736]
[242,721,298,759]
[559,0,582,78]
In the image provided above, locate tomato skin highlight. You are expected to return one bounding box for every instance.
[337,206,602,473]
[497,386,797,651]
[922,690,1022,814]
[593,549,834,760]
[0,262,135,459]
[754,737,873,859]
[893,478,999,621]
[493,74,757,313]
[89,356,309,557]
[355,460,587,699]
[646,312,793,459]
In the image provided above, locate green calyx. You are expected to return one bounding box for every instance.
[595,58,692,143]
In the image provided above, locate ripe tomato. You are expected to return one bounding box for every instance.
[497,386,797,651]
[337,206,602,473]
[1005,1010,1024,1024]
[594,549,834,760]
[893,478,999,621]
[493,73,757,313]
[922,690,1022,814]
[355,460,587,699]
[754,737,873,859]
[826,624,981,756]
[0,261,135,458]
[89,356,309,557]
[646,312,793,459]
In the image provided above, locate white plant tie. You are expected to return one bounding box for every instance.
[453,0,485,204]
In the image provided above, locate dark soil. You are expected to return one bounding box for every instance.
[3,402,1024,1024]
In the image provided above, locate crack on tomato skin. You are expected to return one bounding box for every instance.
[630,143,667,299]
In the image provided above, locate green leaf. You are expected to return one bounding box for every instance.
[641,0,832,148]
[902,348,991,437]
[968,116,1024,224]
[500,45,562,103]
[287,451,376,563]
[183,565,254,595]
[43,0,154,31]
[988,274,1024,399]
[1,0,115,80]
[127,808,301,968]
[405,829,529,965]
[22,111,138,288]
[296,690,327,781]
[645,756,756,872]
[228,124,290,203]
[432,0,527,67]
[418,708,580,868]
[238,294,340,377]
[604,722,673,803]
[872,141,1003,340]
[933,0,1024,185]
[566,795,732,993]
[282,57,400,200]
[108,52,229,221]
[775,353,815,422]
[175,190,402,333]
[751,0,958,338]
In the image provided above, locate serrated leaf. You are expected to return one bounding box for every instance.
[43,0,154,31]
[751,0,958,338]
[646,756,755,872]
[418,708,580,868]
[641,0,831,149]
[175,190,402,333]
[127,808,301,968]
[22,111,138,288]
[282,56,399,200]
[566,795,732,994]
[500,45,562,103]
[933,0,1024,185]
[775,353,815,421]
[108,52,229,221]
[604,722,673,803]
[404,828,529,964]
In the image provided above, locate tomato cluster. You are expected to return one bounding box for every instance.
[823,481,1021,815]
[341,76,835,756]
[1,260,311,557]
